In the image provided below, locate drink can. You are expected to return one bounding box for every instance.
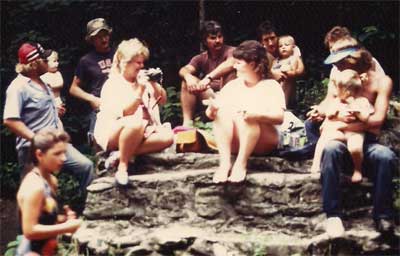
[290,133,300,148]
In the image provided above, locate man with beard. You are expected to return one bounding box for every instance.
[3,42,94,205]
[179,20,236,127]
[69,18,114,141]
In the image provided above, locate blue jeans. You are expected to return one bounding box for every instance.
[18,144,94,195]
[320,137,397,221]
[88,110,97,135]
[305,119,321,145]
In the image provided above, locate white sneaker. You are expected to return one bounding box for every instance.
[115,170,129,186]
[105,151,120,170]
[325,217,345,238]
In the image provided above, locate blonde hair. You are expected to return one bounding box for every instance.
[279,35,295,45]
[47,51,58,62]
[15,59,43,74]
[334,69,362,95]
[110,38,149,76]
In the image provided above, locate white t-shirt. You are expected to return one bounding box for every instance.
[41,71,63,89]
[216,77,286,117]
[94,74,160,150]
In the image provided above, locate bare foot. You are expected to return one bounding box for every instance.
[213,166,230,184]
[351,171,363,183]
[228,165,247,183]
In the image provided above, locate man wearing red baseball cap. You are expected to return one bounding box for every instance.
[3,42,94,207]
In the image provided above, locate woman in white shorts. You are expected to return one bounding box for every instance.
[205,40,286,183]
[94,38,173,185]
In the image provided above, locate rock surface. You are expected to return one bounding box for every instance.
[75,118,400,255]
[76,152,399,255]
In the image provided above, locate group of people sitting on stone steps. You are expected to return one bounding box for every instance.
[3,17,397,255]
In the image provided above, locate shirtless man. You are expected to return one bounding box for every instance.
[311,45,396,238]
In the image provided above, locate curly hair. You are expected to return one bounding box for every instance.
[324,26,351,49]
[110,38,149,76]
[233,40,270,79]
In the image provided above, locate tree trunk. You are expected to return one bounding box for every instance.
[199,0,205,51]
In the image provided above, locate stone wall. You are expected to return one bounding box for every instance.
[72,118,400,255]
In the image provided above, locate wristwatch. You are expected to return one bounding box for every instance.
[205,74,214,81]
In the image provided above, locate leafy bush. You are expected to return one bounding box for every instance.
[4,235,22,256]
[160,85,182,126]
[0,162,19,198]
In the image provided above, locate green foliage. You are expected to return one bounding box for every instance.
[160,85,182,126]
[0,162,19,198]
[355,25,396,46]
[56,172,84,211]
[193,117,213,132]
[296,77,328,118]
[57,237,81,256]
[4,235,22,256]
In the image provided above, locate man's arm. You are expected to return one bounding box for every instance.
[69,76,100,110]
[366,76,392,130]
[179,64,200,92]
[338,75,392,133]
[3,119,35,141]
[198,57,236,87]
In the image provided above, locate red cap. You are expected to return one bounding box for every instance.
[18,43,51,64]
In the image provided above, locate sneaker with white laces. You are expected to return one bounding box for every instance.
[115,170,129,186]
[325,217,345,238]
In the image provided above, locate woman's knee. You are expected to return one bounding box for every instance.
[161,129,174,146]
[123,121,145,132]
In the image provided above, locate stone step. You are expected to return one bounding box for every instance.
[96,152,314,175]
[84,169,373,222]
[73,219,398,255]
[80,153,398,255]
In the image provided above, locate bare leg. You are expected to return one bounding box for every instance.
[346,132,364,183]
[229,118,261,182]
[212,109,235,183]
[180,80,197,126]
[117,124,145,173]
[135,125,174,155]
[311,129,346,173]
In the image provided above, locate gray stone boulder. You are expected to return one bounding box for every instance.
[74,118,399,255]
[76,154,398,255]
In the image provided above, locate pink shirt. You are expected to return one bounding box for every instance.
[188,45,236,90]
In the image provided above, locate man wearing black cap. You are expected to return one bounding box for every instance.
[69,18,114,141]
[3,43,94,200]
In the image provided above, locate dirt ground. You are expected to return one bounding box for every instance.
[0,197,18,254]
